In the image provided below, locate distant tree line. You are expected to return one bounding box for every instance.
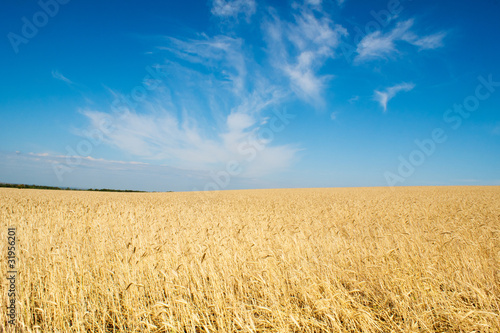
[0,183,150,192]
[87,188,148,193]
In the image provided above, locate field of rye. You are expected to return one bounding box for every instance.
[0,186,499,332]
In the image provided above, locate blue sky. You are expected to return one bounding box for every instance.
[1,0,499,191]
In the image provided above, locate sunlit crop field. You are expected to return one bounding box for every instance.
[1,186,499,332]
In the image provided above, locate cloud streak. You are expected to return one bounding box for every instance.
[264,3,347,103]
[211,0,256,20]
[355,19,446,62]
[374,82,415,112]
[51,70,74,85]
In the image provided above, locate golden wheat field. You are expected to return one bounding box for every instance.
[0,186,499,332]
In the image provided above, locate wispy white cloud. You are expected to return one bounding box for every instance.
[82,105,298,178]
[26,151,148,166]
[264,4,347,103]
[211,0,256,20]
[355,19,446,62]
[81,32,298,179]
[51,70,74,85]
[161,35,248,94]
[405,32,446,50]
[305,0,322,6]
[374,82,415,112]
